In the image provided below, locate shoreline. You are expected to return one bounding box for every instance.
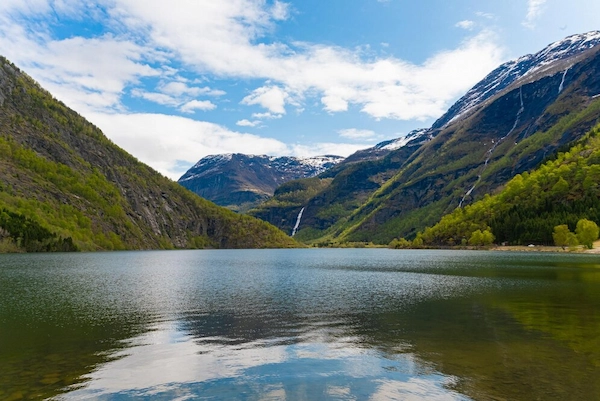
[490,239,600,254]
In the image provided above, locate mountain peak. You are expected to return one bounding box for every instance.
[433,30,600,129]
[178,153,344,211]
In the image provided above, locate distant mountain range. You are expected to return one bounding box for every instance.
[248,31,600,243]
[178,154,344,211]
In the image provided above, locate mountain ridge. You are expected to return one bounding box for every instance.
[178,153,343,212]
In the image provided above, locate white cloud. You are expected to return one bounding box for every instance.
[131,89,178,106]
[523,0,547,29]
[159,81,225,97]
[338,129,378,140]
[289,142,370,158]
[271,1,290,20]
[0,27,159,112]
[86,112,365,179]
[0,0,506,123]
[321,95,349,113]
[132,88,218,113]
[236,119,261,127]
[86,112,289,179]
[252,112,283,120]
[0,0,508,176]
[105,0,504,120]
[180,100,216,113]
[476,11,495,19]
[241,85,289,114]
[455,20,475,30]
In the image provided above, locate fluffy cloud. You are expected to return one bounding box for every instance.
[338,129,378,140]
[0,0,507,176]
[180,100,216,113]
[85,112,289,179]
[236,119,261,127]
[86,112,367,179]
[0,1,505,122]
[102,0,504,121]
[289,142,370,158]
[158,81,225,97]
[241,86,289,114]
[455,20,475,30]
[523,0,547,29]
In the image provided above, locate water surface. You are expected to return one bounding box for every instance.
[1,249,599,400]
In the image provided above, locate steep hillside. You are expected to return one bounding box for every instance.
[178,153,343,212]
[341,33,600,244]
[417,124,600,246]
[252,31,600,245]
[249,129,431,237]
[0,57,297,251]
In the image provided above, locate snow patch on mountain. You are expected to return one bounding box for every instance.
[435,31,600,128]
[376,129,432,151]
[179,154,344,183]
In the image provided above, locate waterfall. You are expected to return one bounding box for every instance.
[291,207,305,237]
[459,87,525,208]
[558,67,570,93]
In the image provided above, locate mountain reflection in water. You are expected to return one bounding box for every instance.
[1,249,599,400]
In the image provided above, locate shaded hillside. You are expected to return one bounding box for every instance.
[178,153,342,212]
[251,31,600,245]
[418,124,600,246]
[0,57,297,250]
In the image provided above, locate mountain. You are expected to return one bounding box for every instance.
[0,57,297,251]
[340,129,432,164]
[178,153,343,212]
[417,123,600,246]
[250,31,600,245]
[249,129,432,237]
[433,31,600,129]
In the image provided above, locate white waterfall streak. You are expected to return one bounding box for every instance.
[558,67,570,93]
[459,87,525,208]
[291,207,305,237]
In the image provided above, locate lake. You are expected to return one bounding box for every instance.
[1,249,599,400]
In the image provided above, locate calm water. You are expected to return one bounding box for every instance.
[1,249,600,400]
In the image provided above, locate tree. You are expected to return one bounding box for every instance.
[553,224,570,249]
[468,230,483,246]
[566,232,579,249]
[412,233,424,248]
[575,219,599,249]
[389,237,411,249]
[481,229,495,246]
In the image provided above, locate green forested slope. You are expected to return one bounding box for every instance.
[252,39,600,246]
[0,57,296,251]
[416,124,600,246]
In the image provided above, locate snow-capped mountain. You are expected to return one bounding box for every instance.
[178,153,344,211]
[341,128,432,164]
[433,31,600,129]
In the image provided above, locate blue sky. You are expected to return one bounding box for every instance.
[0,0,599,179]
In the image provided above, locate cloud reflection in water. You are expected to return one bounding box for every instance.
[63,320,468,400]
